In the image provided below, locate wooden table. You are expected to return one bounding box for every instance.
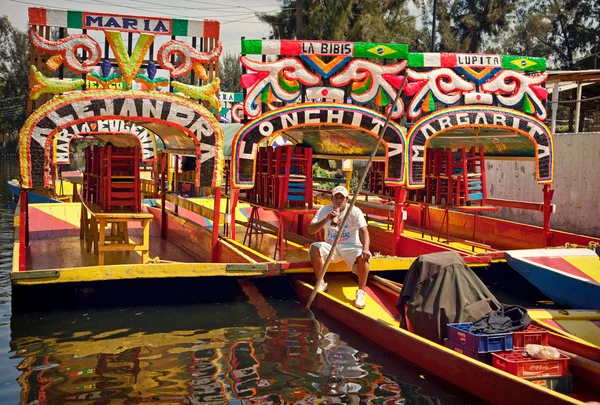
[243,202,318,260]
[79,196,154,265]
[60,174,83,202]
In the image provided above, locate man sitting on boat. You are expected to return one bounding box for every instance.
[308,186,371,309]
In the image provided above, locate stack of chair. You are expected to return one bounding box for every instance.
[369,161,396,197]
[83,145,103,204]
[250,145,313,209]
[99,145,141,212]
[450,146,487,206]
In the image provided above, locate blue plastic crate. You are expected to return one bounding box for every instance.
[443,339,492,364]
[447,323,513,353]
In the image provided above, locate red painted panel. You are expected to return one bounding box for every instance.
[528,257,594,282]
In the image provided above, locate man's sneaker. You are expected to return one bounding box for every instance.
[354,289,366,309]
[318,282,328,292]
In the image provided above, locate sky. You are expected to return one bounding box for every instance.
[1,0,283,55]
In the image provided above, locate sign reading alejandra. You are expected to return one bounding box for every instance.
[28,95,219,188]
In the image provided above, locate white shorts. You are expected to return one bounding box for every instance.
[310,242,363,268]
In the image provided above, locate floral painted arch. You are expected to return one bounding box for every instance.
[231,102,406,189]
[405,105,554,188]
[19,91,224,189]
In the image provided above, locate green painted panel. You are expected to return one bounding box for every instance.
[67,11,83,29]
[354,43,408,59]
[171,19,188,36]
[502,55,546,71]
[242,40,262,55]
[408,53,424,67]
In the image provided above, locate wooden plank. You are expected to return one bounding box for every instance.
[100,243,147,252]
[486,198,547,212]
[165,193,229,223]
[12,262,269,285]
[11,270,60,280]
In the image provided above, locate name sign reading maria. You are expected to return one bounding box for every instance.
[83,12,170,34]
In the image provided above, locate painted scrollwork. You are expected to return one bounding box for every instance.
[157,39,223,77]
[405,68,475,119]
[240,57,321,119]
[481,71,548,120]
[330,59,407,119]
[29,27,102,73]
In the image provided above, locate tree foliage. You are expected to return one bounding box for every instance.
[0,15,29,140]
[257,0,429,50]
[260,0,599,68]
[219,52,242,93]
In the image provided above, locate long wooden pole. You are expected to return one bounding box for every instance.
[306,75,407,309]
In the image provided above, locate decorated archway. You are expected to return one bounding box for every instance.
[19,90,223,189]
[405,106,554,188]
[231,102,406,189]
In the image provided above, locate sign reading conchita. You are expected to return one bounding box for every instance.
[233,104,406,188]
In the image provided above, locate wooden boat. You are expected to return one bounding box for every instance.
[292,274,600,404]
[8,179,64,204]
[506,249,600,309]
[10,5,600,317]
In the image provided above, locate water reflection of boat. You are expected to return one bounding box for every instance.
[11,304,442,405]
[292,274,600,405]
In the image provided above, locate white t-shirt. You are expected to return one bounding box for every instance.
[311,204,367,245]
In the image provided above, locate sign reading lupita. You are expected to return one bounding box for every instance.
[83,12,171,34]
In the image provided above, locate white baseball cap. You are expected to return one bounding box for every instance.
[331,185,349,198]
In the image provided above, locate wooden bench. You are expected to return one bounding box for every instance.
[79,196,153,265]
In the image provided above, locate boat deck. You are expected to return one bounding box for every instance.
[23,202,199,271]
[26,235,198,270]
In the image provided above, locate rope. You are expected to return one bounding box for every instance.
[560,241,599,251]
[306,76,408,309]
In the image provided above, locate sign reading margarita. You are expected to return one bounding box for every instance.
[83,12,170,34]
[408,108,553,185]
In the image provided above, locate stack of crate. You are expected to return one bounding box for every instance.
[445,323,572,393]
[248,145,313,209]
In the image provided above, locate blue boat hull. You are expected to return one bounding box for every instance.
[7,181,63,204]
[506,252,600,309]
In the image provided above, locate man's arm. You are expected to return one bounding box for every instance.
[308,210,334,235]
[359,226,371,260]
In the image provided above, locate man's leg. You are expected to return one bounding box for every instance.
[309,244,324,278]
[355,255,369,290]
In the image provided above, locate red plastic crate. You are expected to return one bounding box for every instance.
[492,350,569,378]
[513,325,549,348]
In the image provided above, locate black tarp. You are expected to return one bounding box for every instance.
[396,251,500,343]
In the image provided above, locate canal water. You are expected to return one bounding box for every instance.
[0,157,553,405]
